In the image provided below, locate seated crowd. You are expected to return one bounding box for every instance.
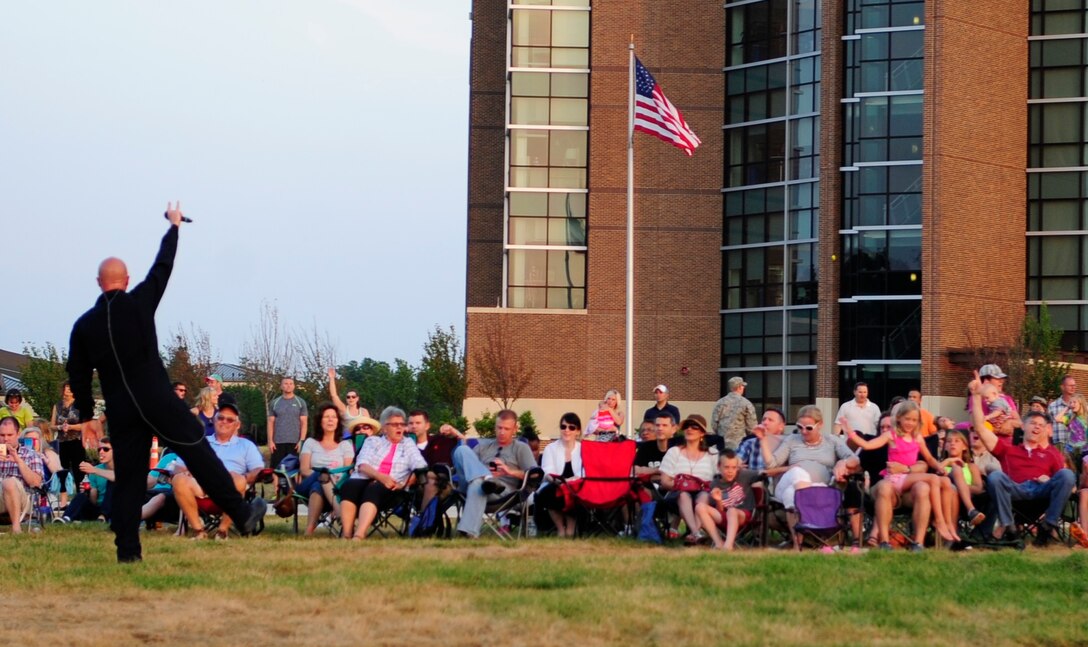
[2,365,1085,551]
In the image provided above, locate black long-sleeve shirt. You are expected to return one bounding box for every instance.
[67,226,178,423]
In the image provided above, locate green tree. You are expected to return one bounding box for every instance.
[417,325,466,422]
[21,343,68,419]
[338,358,418,413]
[225,385,270,444]
[162,325,217,401]
[472,410,496,438]
[1007,303,1071,408]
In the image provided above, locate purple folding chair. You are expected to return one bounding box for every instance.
[793,486,846,551]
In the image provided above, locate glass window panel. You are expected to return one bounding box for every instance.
[1040,277,1079,300]
[550,98,587,126]
[551,73,589,97]
[512,10,551,47]
[548,167,586,188]
[510,167,548,187]
[511,97,549,125]
[510,130,550,166]
[511,47,552,68]
[1042,39,1081,67]
[508,217,548,245]
[1041,200,1079,230]
[890,3,924,27]
[511,72,549,97]
[508,287,546,309]
[888,230,921,270]
[549,130,587,167]
[547,250,586,286]
[889,193,922,225]
[547,287,585,309]
[861,61,889,92]
[890,59,923,91]
[1041,172,1079,199]
[888,165,922,193]
[1040,67,1081,99]
[861,33,888,61]
[508,250,548,286]
[550,48,589,69]
[551,11,589,48]
[549,192,586,217]
[548,217,586,245]
[889,95,923,137]
[889,30,923,59]
[861,97,889,137]
[1041,237,1078,275]
[509,192,548,216]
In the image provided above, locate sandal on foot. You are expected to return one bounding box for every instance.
[968,509,986,526]
[865,535,880,549]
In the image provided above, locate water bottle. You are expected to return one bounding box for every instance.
[80,476,90,493]
[526,516,537,538]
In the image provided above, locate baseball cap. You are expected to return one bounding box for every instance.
[1030,396,1048,406]
[727,376,747,390]
[979,364,1007,379]
[653,384,669,394]
[217,395,241,417]
[206,373,224,384]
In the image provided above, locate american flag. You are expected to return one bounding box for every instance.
[633,57,701,156]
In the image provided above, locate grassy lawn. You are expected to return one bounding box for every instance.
[2,521,1086,646]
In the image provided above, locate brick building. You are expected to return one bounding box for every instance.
[462,0,1088,434]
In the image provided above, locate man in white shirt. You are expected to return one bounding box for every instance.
[832,382,881,436]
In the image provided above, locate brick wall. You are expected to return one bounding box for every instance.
[923,0,1028,398]
[465,2,725,404]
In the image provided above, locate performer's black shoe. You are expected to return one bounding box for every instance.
[117,555,142,564]
[239,498,267,536]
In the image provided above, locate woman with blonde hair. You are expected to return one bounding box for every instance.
[190,387,218,437]
[587,389,625,441]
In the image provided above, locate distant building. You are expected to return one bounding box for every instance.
[460,1,1088,428]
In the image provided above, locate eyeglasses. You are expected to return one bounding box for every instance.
[386,422,405,427]
[98,447,112,452]
[216,415,239,423]
[798,424,817,432]
[346,395,358,399]
[560,424,579,431]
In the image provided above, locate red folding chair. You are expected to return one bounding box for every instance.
[558,440,640,537]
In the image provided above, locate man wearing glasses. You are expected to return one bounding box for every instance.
[172,382,188,401]
[171,398,265,539]
[61,438,116,523]
[0,416,44,533]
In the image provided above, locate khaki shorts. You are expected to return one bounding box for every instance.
[0,484,31,517]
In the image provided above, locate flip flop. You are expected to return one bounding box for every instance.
[1070,523,1088,549]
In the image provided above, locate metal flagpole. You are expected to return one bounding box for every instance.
[625,39,635,432]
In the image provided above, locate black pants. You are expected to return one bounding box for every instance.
[58,439,85,493]
[108,394,251,561]
[67,484,112,521]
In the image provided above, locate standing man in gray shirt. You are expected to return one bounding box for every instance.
[267,377,308,474]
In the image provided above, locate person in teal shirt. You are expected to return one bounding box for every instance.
[61,437,115,522]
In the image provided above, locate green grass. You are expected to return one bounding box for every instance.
[2,522,1087,646]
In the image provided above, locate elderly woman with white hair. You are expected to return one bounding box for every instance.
[339,406,427,540]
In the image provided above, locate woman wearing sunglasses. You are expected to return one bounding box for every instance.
[660,414,718,544]
[327,367,370,435]
[537,413,583,537]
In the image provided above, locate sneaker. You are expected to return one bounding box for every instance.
[909,542,925,553]
[238,497,267,536]
[665,529,680,541]
[968,509,986,527]
[878,541,892,551]
[820,546,835,554]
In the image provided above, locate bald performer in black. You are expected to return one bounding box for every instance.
[66,203,265,562]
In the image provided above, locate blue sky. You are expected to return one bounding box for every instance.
[0,1,470,366]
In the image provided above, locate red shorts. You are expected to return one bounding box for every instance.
[716,506,752,528]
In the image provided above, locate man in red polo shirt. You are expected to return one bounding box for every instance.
[969,373,1074,543]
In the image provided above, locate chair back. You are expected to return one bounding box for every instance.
[569,440,637,508]
[793,487,842,531]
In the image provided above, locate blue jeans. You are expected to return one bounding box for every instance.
[986,468,1075,528]
[452,445,507,537]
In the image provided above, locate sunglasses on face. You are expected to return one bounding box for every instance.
[346,395,358,399]
[560,424,579,431]
[216,415,238,423]
[98,447,112,452]
[174,388,186,393]
[799,424,817,432]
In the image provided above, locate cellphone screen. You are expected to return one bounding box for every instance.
[20,438,33,449]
